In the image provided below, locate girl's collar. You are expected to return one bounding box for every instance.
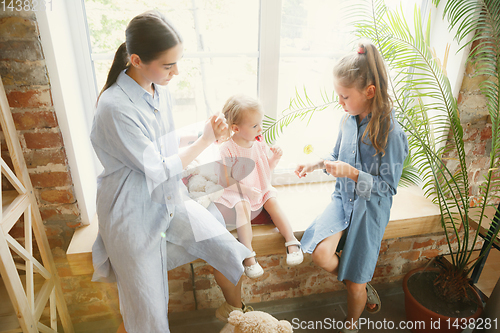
[356,112,372,126]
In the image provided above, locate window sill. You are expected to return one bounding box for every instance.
[66,184,441,276]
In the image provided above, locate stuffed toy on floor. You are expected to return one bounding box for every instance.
[220,310,293,333]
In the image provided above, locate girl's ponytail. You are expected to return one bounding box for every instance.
[97,42,129,103]
[362,43,392,156]
[334,42,392,156]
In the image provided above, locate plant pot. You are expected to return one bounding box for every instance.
[403,267,483,333]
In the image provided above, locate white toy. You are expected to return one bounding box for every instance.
[220,310,293,333]
[183,160,224,208]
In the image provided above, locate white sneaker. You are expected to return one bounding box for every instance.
[244,251,264,278]
[285,239,304,266]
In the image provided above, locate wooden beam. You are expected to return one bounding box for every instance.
[0,75,74,332]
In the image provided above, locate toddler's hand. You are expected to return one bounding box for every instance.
[270,146,283,158]
[244,186,262,202]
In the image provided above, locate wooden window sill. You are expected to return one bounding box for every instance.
[66,184,441,276]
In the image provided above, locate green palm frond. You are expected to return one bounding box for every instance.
[262,87,339,144]
[399,152,420,187]
[261,0,499,287]
[351,0,497,275]
[432,0,500,272]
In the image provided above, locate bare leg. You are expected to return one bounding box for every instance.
[263,198,299,252]
[311,232,343,275]
[214,268,243,308]
[344,280,367,330]
[116,322,127,333]
[234,201,255,266]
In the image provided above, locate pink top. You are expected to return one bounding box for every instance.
[215,138,277,211]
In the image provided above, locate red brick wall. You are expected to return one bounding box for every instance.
[165,231,483,313]
[55,228,484,325]
[0,10,81,252]
[448,61,496,207]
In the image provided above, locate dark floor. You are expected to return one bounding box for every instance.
[73,281,415,333]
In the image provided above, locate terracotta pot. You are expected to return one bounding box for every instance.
[403,267,483,333]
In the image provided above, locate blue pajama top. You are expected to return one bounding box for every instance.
[90,71,250,333]
[300,111,409,284]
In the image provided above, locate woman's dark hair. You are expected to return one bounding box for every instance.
[97,10,183,101]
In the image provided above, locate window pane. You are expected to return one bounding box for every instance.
[273,0,424,177]
[274,0,354,173]
[84,0,259,127]
[170,57,258,129]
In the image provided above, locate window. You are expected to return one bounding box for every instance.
[34,0,467,224]
[81,0,458,184]
[82,0,361,183]
[84,0,259,130]
[273,0,355,180]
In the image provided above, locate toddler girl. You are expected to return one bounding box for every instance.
[215,94,303,278]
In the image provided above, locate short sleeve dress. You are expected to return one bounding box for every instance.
[90,71,251,333]
[300,112,409,284]
[215,138,277,211]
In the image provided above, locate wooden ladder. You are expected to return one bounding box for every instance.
[0,77,74,332]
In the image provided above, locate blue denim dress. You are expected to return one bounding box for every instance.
[90,71,251,333]
[300,112,408,284]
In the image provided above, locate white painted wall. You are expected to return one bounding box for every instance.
[35,0,101,225]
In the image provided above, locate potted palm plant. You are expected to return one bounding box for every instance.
[263,0,499,331]
[393,1,500,331]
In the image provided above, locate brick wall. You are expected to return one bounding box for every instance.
[165,231,483,314]
[446,61,496,206]
[57,228,485,325]
[0,10,81,249]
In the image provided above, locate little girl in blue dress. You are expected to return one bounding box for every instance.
[295,43,409,333]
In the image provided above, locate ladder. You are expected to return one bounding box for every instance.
[0,76,74,332]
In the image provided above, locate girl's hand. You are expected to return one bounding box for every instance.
[243,186,262,202]
[269,146,283,158]
[295,162,318,178]
[324,161,359,180]
[201,114,228,143]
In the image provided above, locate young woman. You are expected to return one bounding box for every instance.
[90,10,252,333]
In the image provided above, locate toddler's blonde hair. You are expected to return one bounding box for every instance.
[221,94,263,140]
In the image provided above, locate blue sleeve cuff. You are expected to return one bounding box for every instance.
[164,154,184,180]
[356,170,373,200]
[323,156,335,175]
